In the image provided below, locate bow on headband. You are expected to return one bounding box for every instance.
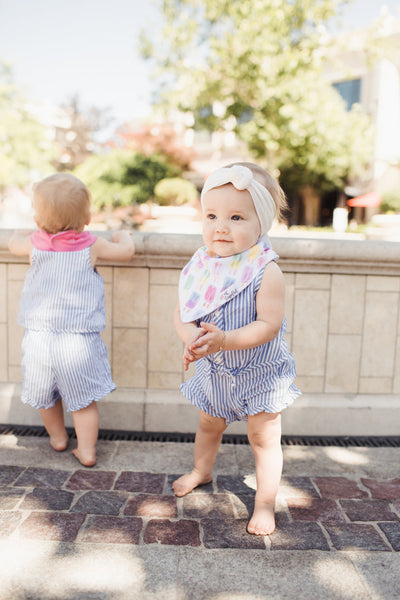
[200,165,276,236]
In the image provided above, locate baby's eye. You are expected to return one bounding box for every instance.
[231,215,242,221]
[207,213,216,220]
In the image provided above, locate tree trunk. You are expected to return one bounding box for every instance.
[300,184,321,226]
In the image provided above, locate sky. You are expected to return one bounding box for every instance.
[1,0,399,134]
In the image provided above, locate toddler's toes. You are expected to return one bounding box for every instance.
[247,502,276,536]
[172,471,212,497]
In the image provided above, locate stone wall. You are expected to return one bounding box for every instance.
[1,229,400,436]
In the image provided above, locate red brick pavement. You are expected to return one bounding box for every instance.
[1,465,399,551]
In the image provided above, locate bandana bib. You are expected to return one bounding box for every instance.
[179,241,278,323]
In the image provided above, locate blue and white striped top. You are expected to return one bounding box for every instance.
[18,247,106,332]
[180,267,300,423]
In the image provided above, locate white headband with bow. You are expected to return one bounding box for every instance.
[200,165,276,236]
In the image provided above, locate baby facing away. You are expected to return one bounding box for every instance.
[8,173,134,467]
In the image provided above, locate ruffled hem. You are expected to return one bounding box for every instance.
[180,381,300,425]
[21,383,116,413]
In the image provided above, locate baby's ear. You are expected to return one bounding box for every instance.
[85,211,92,226]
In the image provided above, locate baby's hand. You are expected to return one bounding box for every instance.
[112,230,132,243]
[183,345,195,371]
[182,327,207,370]
[8,229,34,257]
[189,322,225,357]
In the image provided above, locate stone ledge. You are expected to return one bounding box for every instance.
[1,229,400,274]
[1,384,399,437]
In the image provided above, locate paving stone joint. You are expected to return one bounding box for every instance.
[1,465,399,551]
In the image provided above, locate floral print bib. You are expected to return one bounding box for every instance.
[179,241,278,323]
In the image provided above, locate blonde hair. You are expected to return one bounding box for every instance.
[225,162,288,222]
[33,174,91,234]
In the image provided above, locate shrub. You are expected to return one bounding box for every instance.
[73,150,180,210]
[154,177,198,206]
[380,189,400,214]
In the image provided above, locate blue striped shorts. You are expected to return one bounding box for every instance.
[21,330,116,412]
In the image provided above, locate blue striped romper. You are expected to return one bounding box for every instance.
[180,267,300,424]
[18,244,116,412]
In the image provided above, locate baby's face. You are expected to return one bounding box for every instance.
[202,184,261,257]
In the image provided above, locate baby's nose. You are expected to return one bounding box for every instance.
[216,220,229,232]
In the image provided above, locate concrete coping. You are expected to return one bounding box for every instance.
[1,228,400,274]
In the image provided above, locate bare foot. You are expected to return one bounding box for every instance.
[50,436,69,452]
[72,448,96,468]
[172,470,212,497]
[247,501,276,535]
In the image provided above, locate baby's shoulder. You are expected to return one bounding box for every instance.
[258,260,285,292]
[262,259,282,277]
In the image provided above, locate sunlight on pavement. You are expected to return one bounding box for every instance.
[313,556,370,598]
[243,474,257,490]
[0,540,147,599]
[0,435,29,450]
[324,447,369,465]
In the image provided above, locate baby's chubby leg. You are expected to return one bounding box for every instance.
[172,410,227,497]
[39,398,69,451]
[72,401,99,467]
[247,411,282,535]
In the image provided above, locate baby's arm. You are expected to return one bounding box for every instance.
[8,230,34,257]
[189,261,285,357]
[90,231,135,265]
[174,302,206,370]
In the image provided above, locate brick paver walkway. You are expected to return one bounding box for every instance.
[1,464,399,551]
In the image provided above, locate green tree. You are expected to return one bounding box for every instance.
[73,149,181,209]
[154,176,198,205]
[276,76,374,224]
[0,62,54,189]
[140,0,374,224]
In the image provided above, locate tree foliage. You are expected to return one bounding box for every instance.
[73,149,181,209]
[380,189,400,214]
[54,95,113,171]
[111,120,194,170]
[140,0,374,192]
[154,176,198,205]
[0,62,55,189]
